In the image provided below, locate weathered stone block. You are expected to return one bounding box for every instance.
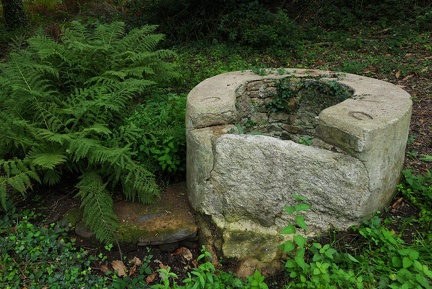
[186,69,412,269]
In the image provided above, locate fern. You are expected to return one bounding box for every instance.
[0,159,41,209]
[76,172,118,244]
[0,21,177,243]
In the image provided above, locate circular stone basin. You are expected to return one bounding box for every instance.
[186,69,412,264]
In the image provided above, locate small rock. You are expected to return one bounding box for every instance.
[75,221,94,239]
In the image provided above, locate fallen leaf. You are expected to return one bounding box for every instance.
[146,272,158,284]
[192,260,199,268]
[132,256,142,266]
[159,263,168,270]
[402,74,414,81]
[129,265,137,276]
[172,247,183,256]
[112,260,127,277]
[395,70,401,78]
[391,197,404,209]
[100,264,109,273]
[172,247,193,261]
[182,248,193,261]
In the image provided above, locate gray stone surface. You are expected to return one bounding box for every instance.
[186,69,412,267]
[210,134,369,229]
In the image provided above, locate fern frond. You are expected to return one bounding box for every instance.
[119,28,162,53]
[29,153,68,170]
[0,158,41,209]
[0,116,38,152]
[81,124,112,137]
[122,163,159,203]
[35,129,72,145]
[76,172,118,244]
[42,169,62,186]
[69,137,99,162]
[87,145,131,168]
[62,21,92,45]
[32,99,65,132]
[94,21,125,45]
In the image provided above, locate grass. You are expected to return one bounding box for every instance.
[1,2,432,288]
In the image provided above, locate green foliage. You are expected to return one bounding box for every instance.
[356,216,432,289]
[124,0,300,47]
[299,136,313,146]
[297,0,432,31]
[126,91,186,174]
[266,78,299,113]
[0,209,106,288]
[280,197,432,288]
[218,1,300,49]
[109,255,154,288]
[247,270,269,289]
[265,77,351,114]
[152,246,265,289]
[0,21,178,244]
[399,170,432,230]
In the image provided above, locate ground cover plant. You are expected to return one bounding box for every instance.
[1,0,432,288]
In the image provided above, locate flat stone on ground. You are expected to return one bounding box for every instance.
[74,182,198,246]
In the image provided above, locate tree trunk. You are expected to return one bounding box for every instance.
[1,0,28,30]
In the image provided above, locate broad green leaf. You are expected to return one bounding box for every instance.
[294,235,307,248]
[297,248,306,258]
[281,224,296,235]
[295,203,311,212]
[413,260,422,271]
[292,194,307,201]
[284,206,296,214]
[295,254,308,270]
[415,273,430,287]
[312,253,322,262]
[300,274,306,282]
[408,250,419,260]
[285,259,297,269]
[295,215,307,230]
[392,256,402,268]
[402,257,413,269]
[325,248,337,259]
[422,265,432,278]
[312,243,322,249]
[283,240,296,252]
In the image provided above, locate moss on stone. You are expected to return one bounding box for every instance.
[63,207,83,226]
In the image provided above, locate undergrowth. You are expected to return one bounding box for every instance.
[0,21,178,244]
[2,170,431,288]
[280,193,432,288]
